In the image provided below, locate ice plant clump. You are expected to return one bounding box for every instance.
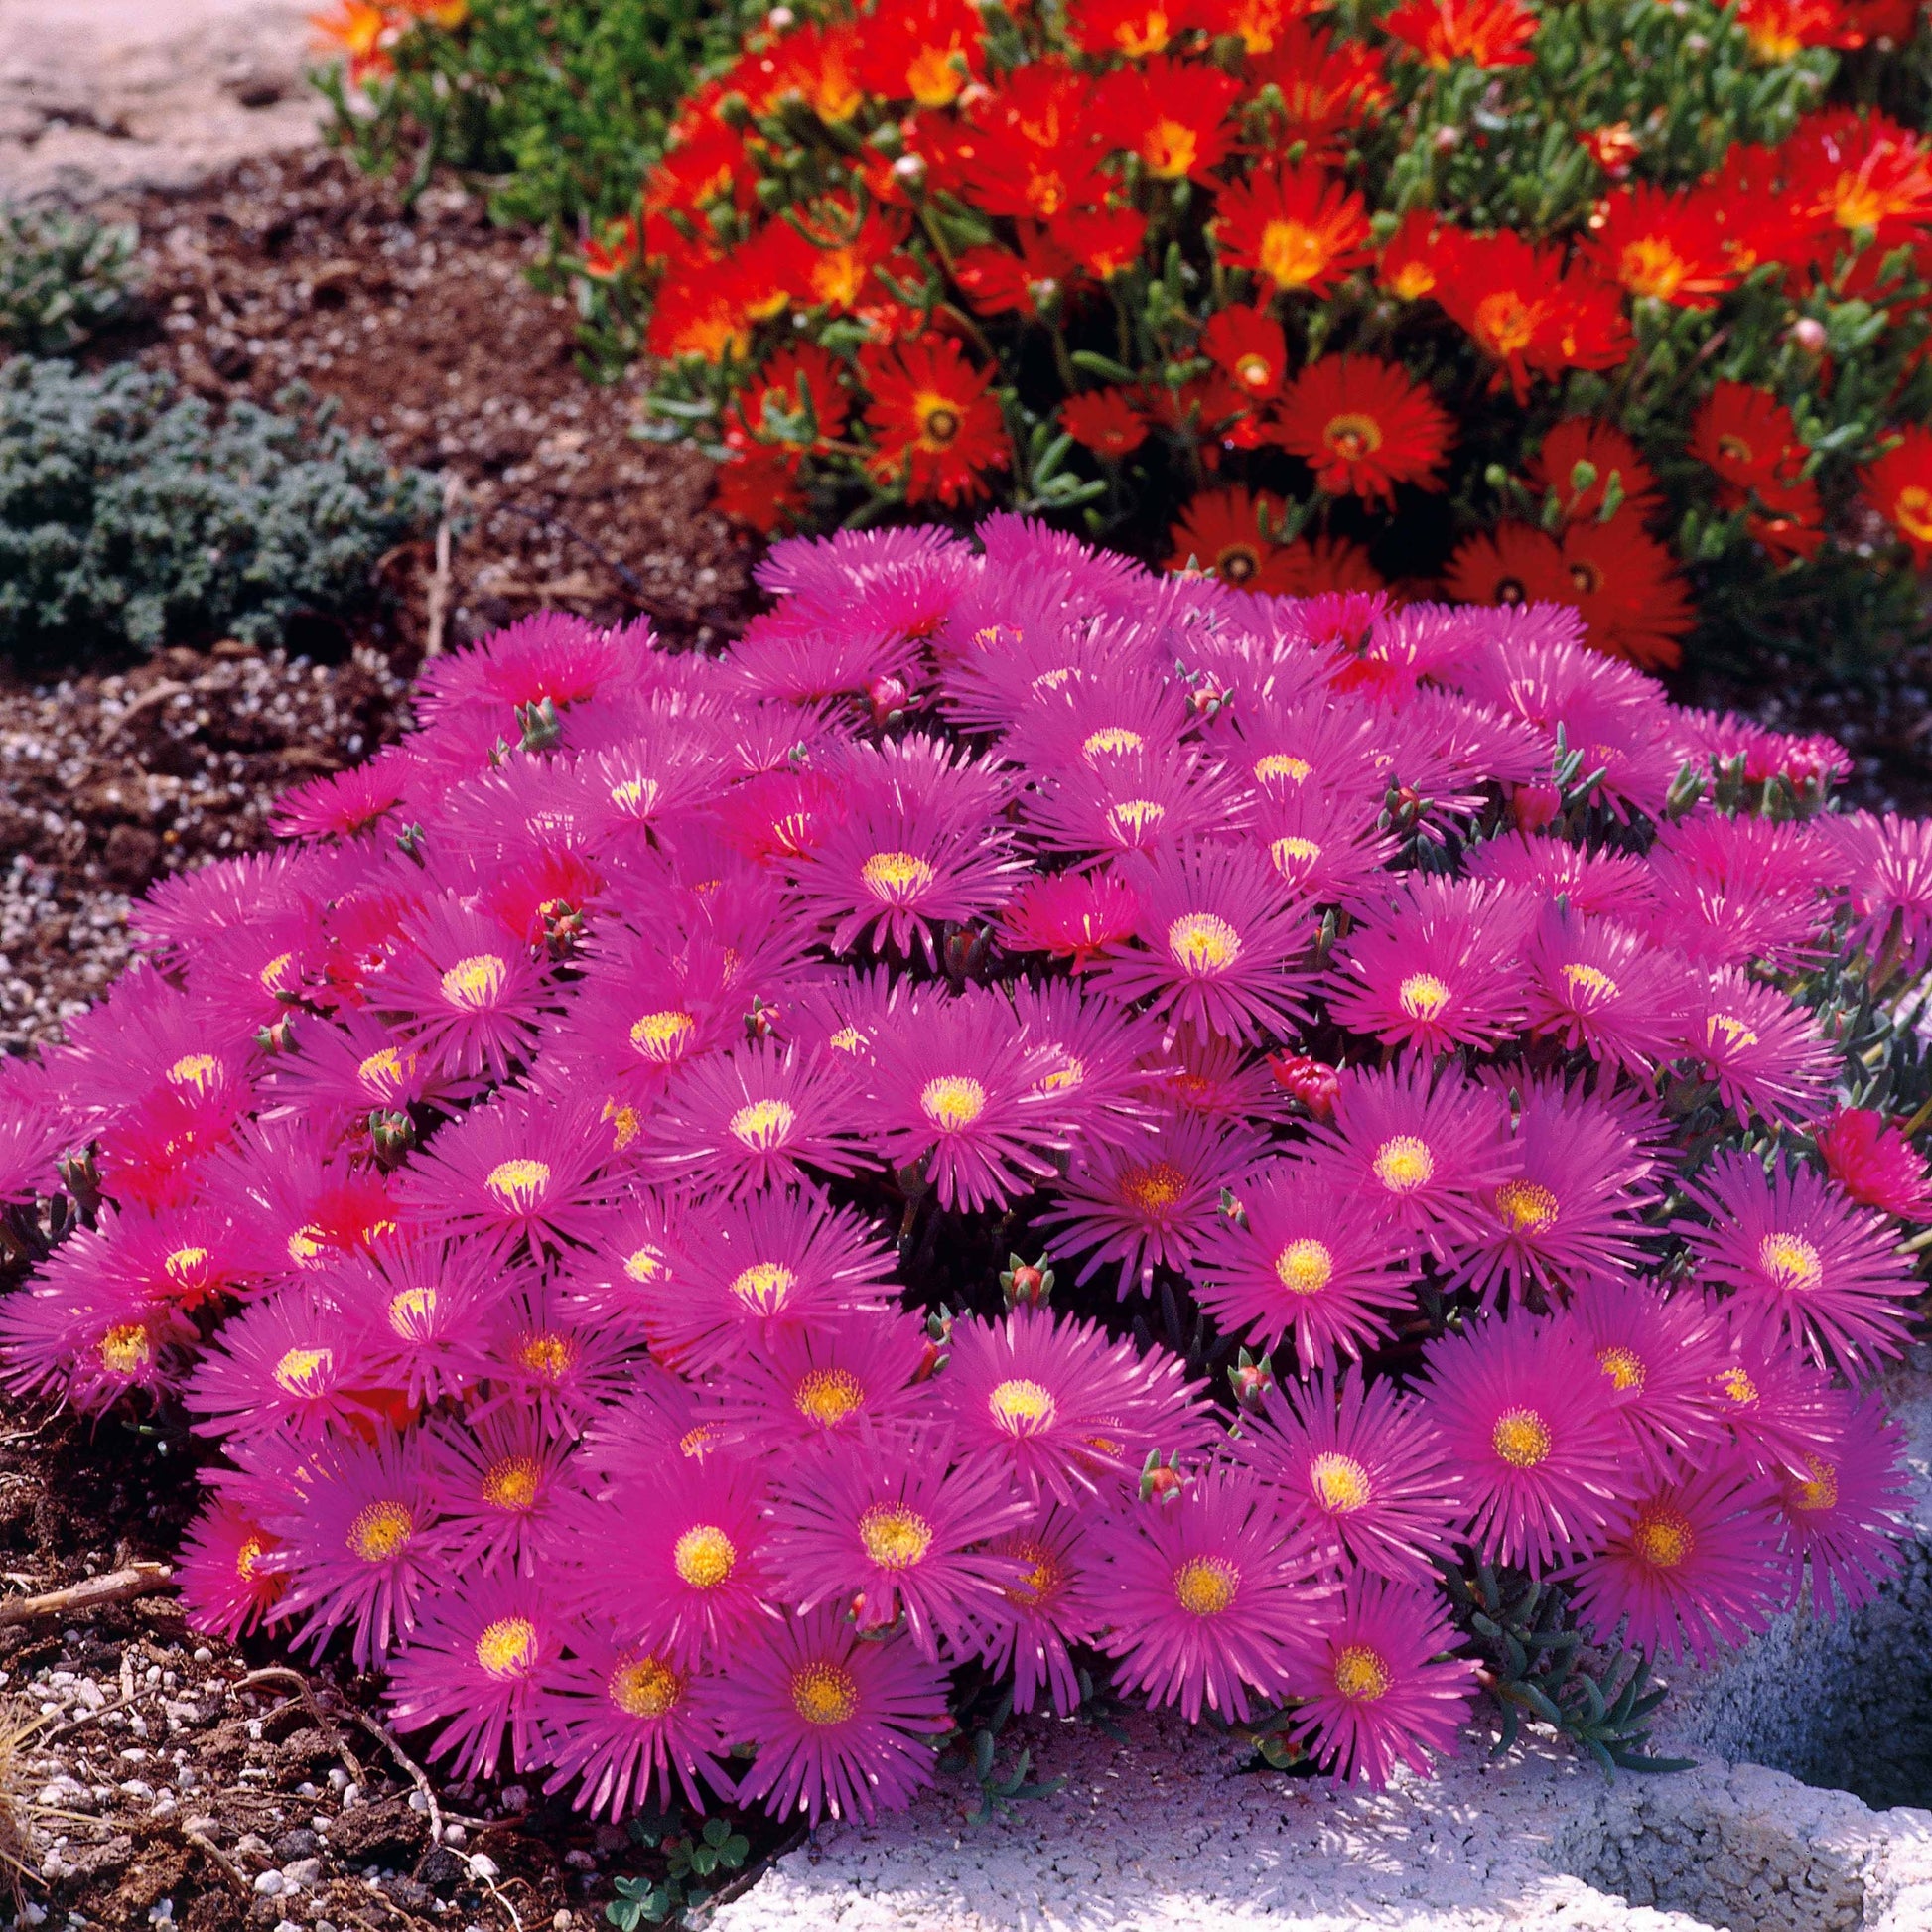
[0,516,1923,1822]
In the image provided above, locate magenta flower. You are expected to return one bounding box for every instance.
[385,1573,560,1779]
[1232,1370,1461,1583]
[959,1506,1109,1716]
[932,1305,1211,1506]
[1093,840,1314,1043]
[1442,1082,1660,1305]
[868,987,1071,1210]
[266,1428,445,1671]
[716,1609,953,1825]
[1570,1281,1730,1479]
[423,1410,582,1577]
[1301,1060,1515,1256]
[1021,743,1253,859]
[1416,1316,1623,1576]
[382,893,550,1082]
[1284,1574,1477,1787]
[269,1007,455,1131]
[457,1281,636,1440]
[1816,1107,1932,1220]
[1010,976,1162,1147]
[335,1236,507,1408]
[269,751,414,841]
[644,1042,872,1197]
[1465,832,1656,921]
[1327,878,1533,1055]
[1250,783,1397,912]
[1036,1114,1266,1298]
[535,1627,738,1818]
[183,1285,379,1442]
[641,1187,897,1375]
[1702,1320,1838,1483]
[1095,1467,1329,1724]
[998,869,1145,968]
[178,1498,285,1641]
[1565,1462,1783,1667]
[1768,1386,1909,1617]
[1191,1159,1414,1366]
[765,1422,1031,1656]
[414,609,653,729]
[1822,810,1932,976]
[1521,907,1683,1081]
[1675,970,1834,1129]
[708,1311,932,1451]
[1678,1150,1917,1374]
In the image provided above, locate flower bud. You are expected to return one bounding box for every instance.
[869,673,909,724]
[1433,126,1461,154]
[1790,317,1827,354]
[1269,1051,1339,1120]
[893,153,927,185]
[1511,777,1562,831]
[999,1253,1053,1308]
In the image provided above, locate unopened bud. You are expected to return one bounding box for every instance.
[892,153,927,184]
[1432,125,1461,154]
[1000,1253,1054,1309]
[1140,1454,1185,1505]
[254,1016,296,1054]
[1790,317,1828,354]
[767,5,795,26]
[517,696,562,754]
[869,673,910,724]
[369,1110,416,1167]
[746,996,781,1041]
[1269,1051,1339,1120]
[1511,777,1562,832]
[541,898,586,959]
[1228,1350,1275,1412]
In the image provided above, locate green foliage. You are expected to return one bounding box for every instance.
[0,206,140,354]
[938,1667,1068,1823]
[0,358,436,665]
[607,1807,753,1929]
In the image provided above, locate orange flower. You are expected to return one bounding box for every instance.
[714,441,808,536]
[1582,184,1740,310]
[1434,231,1630,399]
[766,22,868,123]
[736,345,852,454]
[645,274,753,364]
[1200,306,1289,400]
[1050,207,1150,279]
[1093,59,1243,185]
[1863,426,1932,564]
[310,0,395,81]
[1065,0,1182,56]
[1579,122,1641,182]
[857,0,986,107]
[1787,109,1932,244]
[1251,25,1391,163]
[861,336,1011,505]
[1165,488,1303,593]
[1382,0,1539,69]
[1210,162,1374,297]
[1272,357,1452,505]
[1734,0,1843,59]
[938,63,1110,222]
[1060,391,1151,458]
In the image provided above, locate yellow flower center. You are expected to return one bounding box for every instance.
[1254,753,1312,784]
[441,954,507,1008]
[794,1367,865,1425]
[1122,1160,1188,1214]
[98,1324,151,1374]
[287,1225,328,1265]
[1309,1450,1372,1512]
[1144,118,1199,180]
[517,1331,576,1382]
[168,1052,219,1087]
[1788,1453,1839,1512]
[1274,1237,1334,1296]
[1173,1555,1240,1616]
[829,1024,866,1052]
[1706,1013,1760,1051]
[1896,484,1932,544]
[259,951,297,993]
[481,1456,542,1512]
[920,400,961,447]
[476,1616,539,1678]
[1618,236,1693,300]
[1004,1539,1065,1607]
[1495,1179,1560,1235]
[610,1654,682,1718]
[1630,1507,1694,1570]
[1372,1134,1436,1193]
[1391,261,1436,300]
[921,1074,987,1130]
[623,1245,664,1284]
[358,1046,405,1086]
[729,1261,795,1311]
[1258,218,1330,290]
[272,1346,333,1396]
[1561,962,1618,1000]
[791,1661,860,1725]
[860,851,937,901]
[673,1525,737,1589]
[1270,836,1322,874]
[609,776,659,815]
[988,1377,1057,1433]
[1323,412,1384,462]
[1475,289,1540,357]
[1083,727,1144,759]
[604,1099,641,1150]
[347,1500,414,1563]
[485,1158,551,1209]
[729,1098,796,1149]
[164,1246,209,1287]
[629,1009,696,1058]
[1758,1233,1823,1293]
[1109,799,1168,841]
[858,1504,933,1570]
[1234,351,1274,392]
[1334,1643,1391,1701]
[1597,1344,1646,1391]
[1399,972,1451,1021]
[388,1285,437,1335]
[1167,911,1242,973]
[1491,1408,1553,1468]
[235,1536,266,1581]
[1719,1366,1759,1407]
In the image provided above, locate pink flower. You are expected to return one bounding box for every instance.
[1521,908,1683,1081]
[1816,1107,1932,1220]
[1768,1386,1909,1617]
[178,1498,285,1641]
[1678,1151,1917,1374]
[1565,1461,1783,1666]
[1231,1369,1461,1582]
[1327,878,1532,1055]
[424,1410,582,1576]
[1417,1315,1623,1576]
[959,1506,1109,1716]
[1284,1574,1477,1787]
[716,1609,953,1825]
[1572,1281,1730,1478]
[932,1304,1210,1506]
[183,1285,379,1442]
[706,1311,932,1451]
[766,1422,1030,1656]
[1036,1114,1265,1297]
[1675,970,1834,1129]
[1820,811,1932,978]
[1095,1467,1330,1724]
[382,894,550,1082]
[1010,976,1162,1146]
[998,869,1145,967]
[1022,742,1254,858]
[1191,1159,1415,1366]
[334,1236,507,1408]
[385,1573,560,1779]
[1093,840,1314,1044]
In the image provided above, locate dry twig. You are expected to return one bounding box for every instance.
[424,472,461,657]
[0,1563,172,1630]
[234,1666,369,1786]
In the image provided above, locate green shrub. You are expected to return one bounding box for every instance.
[0,206,140,355]
[0,358,437,665]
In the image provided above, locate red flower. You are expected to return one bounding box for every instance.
[1093,59,1243,185]
[861,336,1011,507]
[1382,0,1540,69]
[1863,425,1932,564]
[1049,207,1150,279]
[1251,25,1392,163]
[1556,519,1694,670]
[581,216,642,281]
[1434,232,1631,399]
[763,22,868,123]
[1787,109,1932,248]
[1065,0,1183,55]
[1528,419,1662,525]
[856,0,986,107]
[1580,122,1641,182]
[1165,487,1302,593]
[953,228,1077,318]
[1210,163,1375,297]
[735,345,852,455]
[937,64,1110,222]
[1735,0,1847,59]
[1272,358,1452,505]
[1444,522,1569,613]
[1279,535,1386,596]
[1377,210,1457,303]
[1060,391,1150,458]
[1690,384,1824,562]
[1200,306,1290,401]
[1582,184,1740,311]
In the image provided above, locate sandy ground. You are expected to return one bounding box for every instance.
[0,0,322,200]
